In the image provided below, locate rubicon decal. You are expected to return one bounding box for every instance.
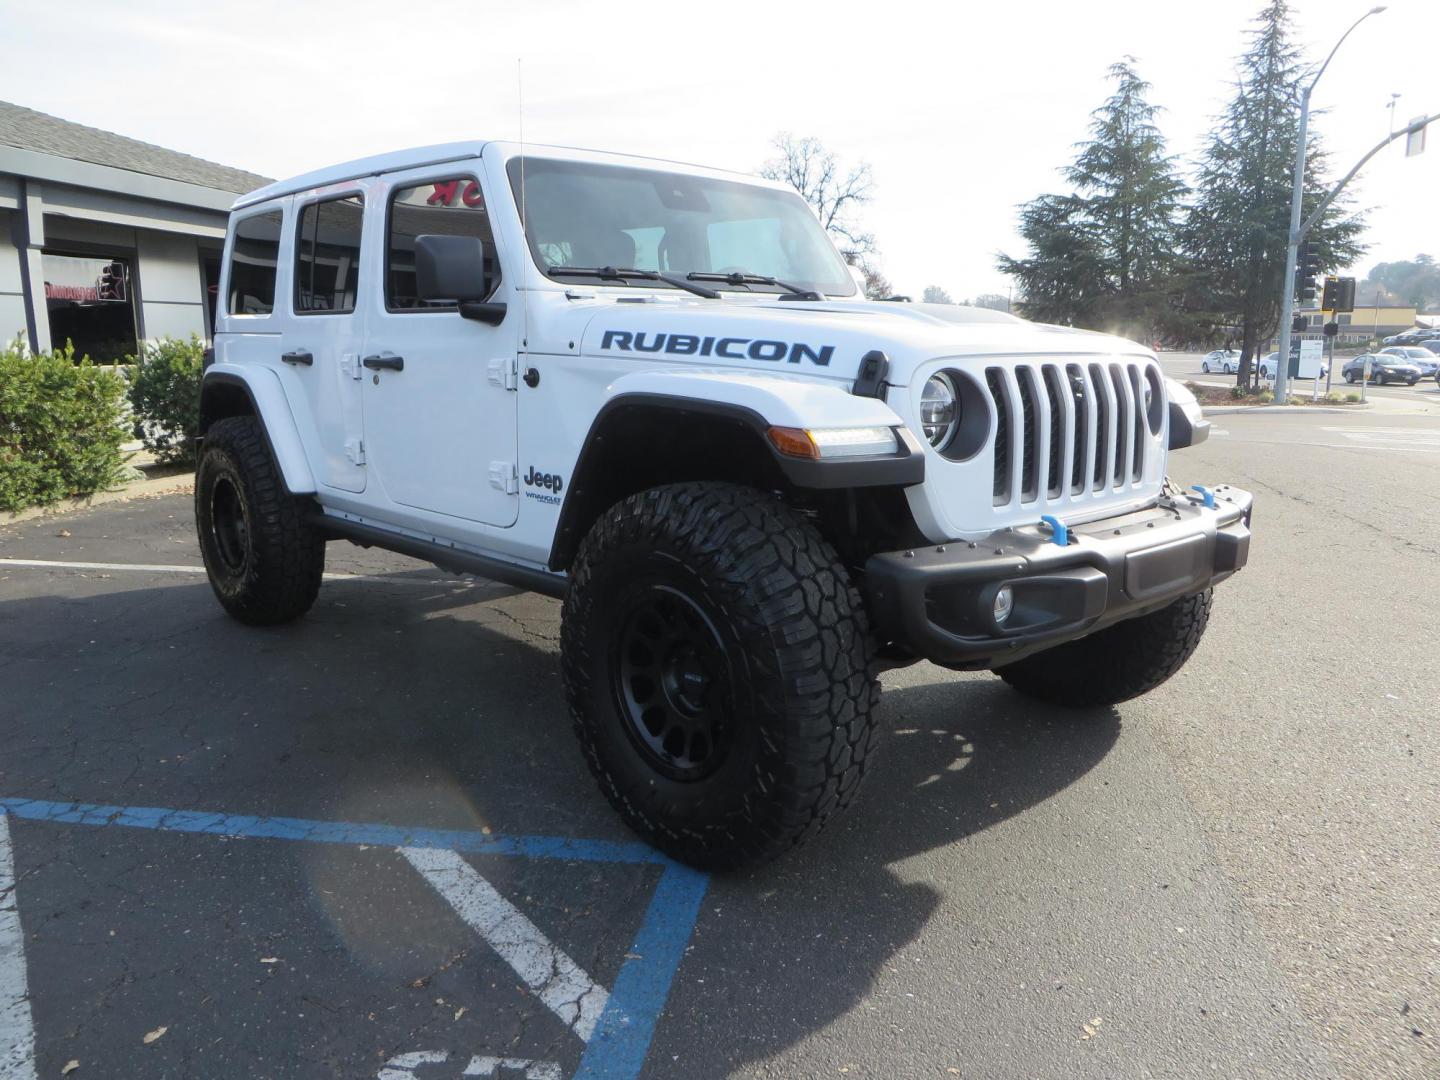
[600,331,833,366]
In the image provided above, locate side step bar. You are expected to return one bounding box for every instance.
[315,515,568,599]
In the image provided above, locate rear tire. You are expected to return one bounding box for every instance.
[994,590,1212,708]
[561,482,879,870]
[195,416,324,626]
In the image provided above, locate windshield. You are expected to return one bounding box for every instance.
[1402,348,1431,358]
[506,157,856,297]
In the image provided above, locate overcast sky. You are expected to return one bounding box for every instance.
[1,0,1435,301]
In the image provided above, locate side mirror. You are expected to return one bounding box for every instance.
[413,234,507,326]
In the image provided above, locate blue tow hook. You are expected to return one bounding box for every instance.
[1039,514,1068,546]
[1190,484,1216,509]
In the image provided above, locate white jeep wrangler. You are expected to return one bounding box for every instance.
[197,141,1252,869]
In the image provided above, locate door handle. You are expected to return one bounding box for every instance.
[362,354,404,372]
[281,350,313,366]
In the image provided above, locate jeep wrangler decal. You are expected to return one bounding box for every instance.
[600,330,833,366]
[523,466,564,505]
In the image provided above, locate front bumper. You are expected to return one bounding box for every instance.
[865,486,1253,669]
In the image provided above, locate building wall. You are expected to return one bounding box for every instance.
[0,209,28,345]
[136,231,205,342]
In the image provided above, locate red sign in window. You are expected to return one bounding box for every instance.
[427,180,485,208]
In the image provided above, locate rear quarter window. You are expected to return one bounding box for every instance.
[228,209,284,316]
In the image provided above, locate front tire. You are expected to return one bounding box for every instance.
[561,483,879,870]
[195,416,325,625]
[994,590,1212,708]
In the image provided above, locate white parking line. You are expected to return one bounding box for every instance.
[400,847,610,1043]
[0,813,38,1080]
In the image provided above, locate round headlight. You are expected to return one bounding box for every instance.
[920,373,960,450]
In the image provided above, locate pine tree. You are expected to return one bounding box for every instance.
[999,59,1187,340]
[1184,0,1366,383]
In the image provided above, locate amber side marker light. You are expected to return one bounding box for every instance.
[767,425,900,460]
[767,426,819,459]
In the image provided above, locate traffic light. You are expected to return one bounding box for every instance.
[1334,276,1355,312]
[1294,243,1322,302]
[1321,276,1340,311]
[1292,314,1308,333]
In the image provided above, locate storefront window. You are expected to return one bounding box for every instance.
[42,252,138,363]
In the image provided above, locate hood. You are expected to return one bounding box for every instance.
[572,299,1154,386]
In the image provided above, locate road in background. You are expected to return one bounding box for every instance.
[1160,351,1440,405]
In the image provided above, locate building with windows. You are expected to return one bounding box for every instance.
[1296,303,1418,345]
[0,101,270,361]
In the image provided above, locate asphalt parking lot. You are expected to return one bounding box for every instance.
[2,407,1437,1079]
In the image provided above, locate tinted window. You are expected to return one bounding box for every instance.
[295,196,364,314]
[228,210,283,315]
[386,178,496,311]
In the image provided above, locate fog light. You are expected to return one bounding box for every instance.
[993,585,1014,626]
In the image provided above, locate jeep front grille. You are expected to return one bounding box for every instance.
[983,359,1156,511]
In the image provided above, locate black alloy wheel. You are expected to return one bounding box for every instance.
[612,583,734,781]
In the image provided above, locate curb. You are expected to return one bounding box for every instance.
[1,472,193,527]
[1201,404,1371,415]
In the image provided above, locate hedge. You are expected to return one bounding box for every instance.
[126,336,203,465]
[0,340,130,513]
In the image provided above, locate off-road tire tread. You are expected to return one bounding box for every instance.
[561,482,879,870]
[996,589,1212,708]
[196,416,324,626]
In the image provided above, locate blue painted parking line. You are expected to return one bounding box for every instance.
[0,797,709,1080]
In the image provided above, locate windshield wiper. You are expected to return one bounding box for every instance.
[547,265,720,299]
[685,271,824,301]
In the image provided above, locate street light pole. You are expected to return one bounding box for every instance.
[1274,6,1386,404]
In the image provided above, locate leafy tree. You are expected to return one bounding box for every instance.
[997,194,1109,326]
[971,293,1012,312]
[922,285,953,304]
[860,264,894,300]
[1183,0,1366,383]
[1365,256,1439,311]
[761,133,876,263]
[998,59,1187,340]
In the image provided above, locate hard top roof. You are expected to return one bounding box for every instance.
[230,141,781,211]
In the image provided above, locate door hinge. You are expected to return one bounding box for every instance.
[344,437,365,466]
[487,357,520,391]
[489,461,519,494]
[341,352,362,380]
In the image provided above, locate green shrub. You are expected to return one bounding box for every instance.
[1345,392,1361,403]
[1228,384,1249,399]
[0,339,129,513]
[126,336,203,465]
[1256,389,1275,403]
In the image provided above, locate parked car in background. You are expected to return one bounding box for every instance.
[1258,350,1326,381]
[1342,353,1421,385]
[1201,349,1239,374]
[1420,339,1440,356]
[1380,346,1439,377]
[1382,330,1434,346]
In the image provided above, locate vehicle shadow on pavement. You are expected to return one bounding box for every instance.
[0,573,1120,1076]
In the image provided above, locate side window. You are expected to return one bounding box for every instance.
[228,209,283,315]
[386,178,497,311]
[295,195,364,314]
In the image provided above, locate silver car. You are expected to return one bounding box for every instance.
[1201,349,1239,374]
[1380,346,1439,377]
